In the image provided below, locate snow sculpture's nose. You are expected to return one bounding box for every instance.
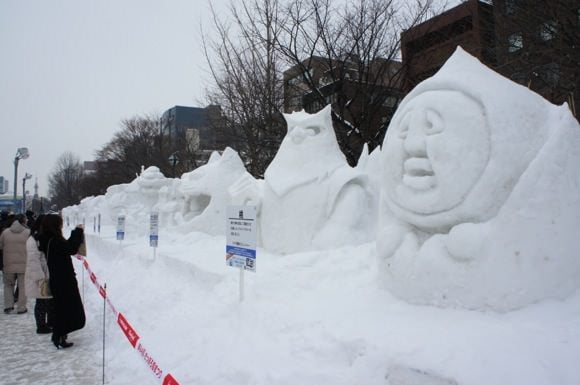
[403,113,427,157]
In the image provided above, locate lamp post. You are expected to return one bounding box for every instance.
[168,152,179,178]
[22,173,32,213]
[13,147,29,213]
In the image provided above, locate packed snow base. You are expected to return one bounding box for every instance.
[80,228,580,385]
[62,48,580,384]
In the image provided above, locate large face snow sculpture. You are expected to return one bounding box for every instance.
[385,90,489,229]
[378,47,580,311]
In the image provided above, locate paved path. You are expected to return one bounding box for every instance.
[0,285,102,385]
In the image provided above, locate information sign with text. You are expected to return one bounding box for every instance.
[150,212,159,247]
[117,215,126,240]
[226,205,257,272]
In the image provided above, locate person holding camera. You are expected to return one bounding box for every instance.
[37,214,85,349]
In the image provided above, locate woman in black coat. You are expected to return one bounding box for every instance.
[38,214,85,349]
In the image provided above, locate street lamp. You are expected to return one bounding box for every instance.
[168,152,179,177]
[13,147,29,213]
[22,173,32,214]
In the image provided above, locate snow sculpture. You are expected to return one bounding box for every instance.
[255,105,373,253]
[136,166,169,209]
[378,47,580,311]
[153,179,184,228]
[178,147,246,235]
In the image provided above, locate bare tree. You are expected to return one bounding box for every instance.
[94,114,171,188]
[48,152,84,209]
[202,0,287,177]
[277,0,439,164]
[202,0,439,169]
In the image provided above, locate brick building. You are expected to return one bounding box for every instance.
[401,0,496,92]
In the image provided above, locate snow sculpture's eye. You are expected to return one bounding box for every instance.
[398,112,411,139]
[425,109,443,135]
[304,125,321,136]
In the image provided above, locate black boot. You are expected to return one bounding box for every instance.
[37,325,52,334]
[51,333,73,349]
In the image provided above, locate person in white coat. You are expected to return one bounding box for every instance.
[0,214,30,313]
[25,215,54,334]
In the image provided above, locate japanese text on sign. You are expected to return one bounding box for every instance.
[226,205,257,272]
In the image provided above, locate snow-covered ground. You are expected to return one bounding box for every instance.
[5,224,578,385]
[0,281,101,384]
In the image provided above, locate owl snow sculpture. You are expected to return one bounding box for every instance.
[254,105,374,253]
[377,47,580,311]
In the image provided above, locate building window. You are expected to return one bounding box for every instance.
[504,0,515,15]
[507,32,523,52]
[510,71,526,85]
[324,93,338,105]
[539,63,560,87]
[384,96,398,108]
[539,21,557,41]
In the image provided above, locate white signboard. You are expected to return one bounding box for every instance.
[116,215,126,241]
[149,212,159,247]
[226,205,257,272]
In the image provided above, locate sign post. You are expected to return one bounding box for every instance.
[116,215,125,244]
[226,205,257,302]
[98,213,101,235]
[149,212,159,259]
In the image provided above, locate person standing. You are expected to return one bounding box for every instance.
[0,214,30,314]
[25,215,55,334]
[37,214,85,349]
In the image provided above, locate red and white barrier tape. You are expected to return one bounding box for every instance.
[75,254,180,385]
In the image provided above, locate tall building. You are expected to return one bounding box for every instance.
[401,0,496,92]
[0,176,7,194]
[160,105,226,170]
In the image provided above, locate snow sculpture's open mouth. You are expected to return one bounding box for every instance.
[402,157,435,190]
[188,194,211,217]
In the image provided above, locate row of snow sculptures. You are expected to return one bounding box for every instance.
[377,47,580,311]
[226,205,258,302]
[60,47,580,312]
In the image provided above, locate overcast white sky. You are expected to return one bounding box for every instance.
[0,0,229,196]
[0,0,460,198]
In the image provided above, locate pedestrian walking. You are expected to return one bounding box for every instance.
[0,214,30,314]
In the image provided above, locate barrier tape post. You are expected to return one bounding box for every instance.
[102,283,107,385]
